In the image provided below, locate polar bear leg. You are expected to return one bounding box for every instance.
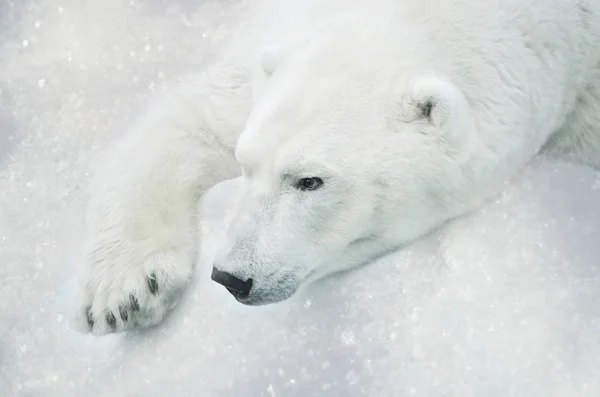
[72,62,252,335]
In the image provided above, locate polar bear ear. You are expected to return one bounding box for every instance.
[259,46,281,78]
[252,46,283,102]
[399,76,472,146]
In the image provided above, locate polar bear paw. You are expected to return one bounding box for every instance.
[72,250,193,335]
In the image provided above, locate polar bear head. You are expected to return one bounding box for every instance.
[212,37,477,305]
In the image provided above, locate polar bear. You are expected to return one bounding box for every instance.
[73,0,600,334]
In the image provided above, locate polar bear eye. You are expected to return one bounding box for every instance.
[297,177,323,191]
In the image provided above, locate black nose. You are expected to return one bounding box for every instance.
[211,267,253,299]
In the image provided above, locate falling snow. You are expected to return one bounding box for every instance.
[1,1,600,396]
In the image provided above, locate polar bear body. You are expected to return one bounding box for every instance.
[74,0,600,334]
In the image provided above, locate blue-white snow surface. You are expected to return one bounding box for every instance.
[1,1,599,396]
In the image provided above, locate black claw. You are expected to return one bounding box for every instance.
[106,312,117,329]
[147,273,159,295]
[85,306,94,328]
[118,305,128,322]
[129,293,140,312]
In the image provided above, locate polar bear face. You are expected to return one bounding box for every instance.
[212,46,476,306]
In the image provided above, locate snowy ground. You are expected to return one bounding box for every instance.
[1,1,600,396]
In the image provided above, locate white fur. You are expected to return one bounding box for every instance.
[74,0,600,334]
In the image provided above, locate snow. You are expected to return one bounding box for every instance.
[1,1,599,396]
